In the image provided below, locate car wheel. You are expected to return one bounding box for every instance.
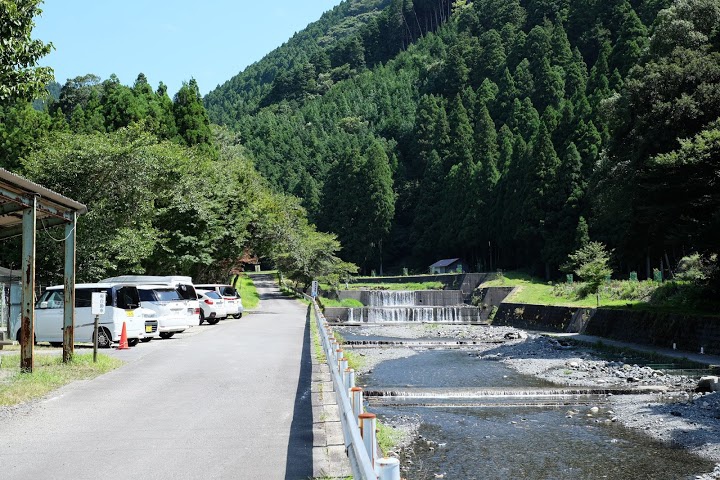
[127,338,139,347]
[207,318,220,325]
[159,332,175,339]
[141,338,152,343]
[96,328,112,349]
[49,342,63,348]
[237,313,243,319]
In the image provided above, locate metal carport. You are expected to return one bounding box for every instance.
[0,167,87,372]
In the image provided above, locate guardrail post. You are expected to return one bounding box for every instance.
[344,368,355,389]
[339,356,348,374]
[351,386,363,420]
[377,457,401,480]
[359,412,378,468]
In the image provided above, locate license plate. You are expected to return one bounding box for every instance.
[126,311,134,317]
[145,326,153,333]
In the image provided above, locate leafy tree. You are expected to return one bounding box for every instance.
[563,241,613,306]
[0,0,53,104]
[173,78,214,152]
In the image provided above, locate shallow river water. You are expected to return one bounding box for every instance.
[363,349,716,479]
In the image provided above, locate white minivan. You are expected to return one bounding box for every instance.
[136,285,193,339]
[101,275,200,326]
[12,283,155,348]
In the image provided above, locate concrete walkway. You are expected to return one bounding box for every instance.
[549,332,720,367]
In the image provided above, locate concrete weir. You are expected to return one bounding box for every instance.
[338,290,464,307]
[326,289,485,323]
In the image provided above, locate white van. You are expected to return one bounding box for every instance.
[194,284,244,318]
[12,283,155,348]
[101,276,200,326]
[136,285,193,338]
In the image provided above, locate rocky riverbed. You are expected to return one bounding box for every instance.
[336,323,720,476]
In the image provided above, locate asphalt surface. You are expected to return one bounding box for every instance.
[0,274,314,480]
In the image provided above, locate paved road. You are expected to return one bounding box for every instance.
[0,274,314,480]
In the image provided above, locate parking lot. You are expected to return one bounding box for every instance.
[0,275,315,479]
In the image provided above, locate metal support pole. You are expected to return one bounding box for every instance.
[63,212,76,363]
[93,314,99,363]
[339,356,348,374]
[377,457,401,480]
[351,387,363,420]
[344,368,355,389]
[359,413,378,468]
[20,196,36,373]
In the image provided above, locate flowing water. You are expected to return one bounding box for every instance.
[362,349,716,479]
[347,306,483,323]
[365,290,415,306]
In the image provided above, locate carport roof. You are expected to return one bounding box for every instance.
[0,167,87,239]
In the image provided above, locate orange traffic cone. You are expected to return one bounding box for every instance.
[117,321,129,350]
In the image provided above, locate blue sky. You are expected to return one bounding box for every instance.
[33,0,343,97]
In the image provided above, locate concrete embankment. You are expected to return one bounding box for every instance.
[493,301,720,356]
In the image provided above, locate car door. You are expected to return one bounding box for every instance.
[35,290,63,342]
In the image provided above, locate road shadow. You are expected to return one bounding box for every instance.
[284,305,314,479]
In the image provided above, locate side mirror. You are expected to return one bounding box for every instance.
[39,301,48,309]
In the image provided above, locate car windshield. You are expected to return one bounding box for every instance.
[204,291,221,299]
[176,284,197,300]
[115,286,140,310]
[155,289,182,301]
[220,286,239,297]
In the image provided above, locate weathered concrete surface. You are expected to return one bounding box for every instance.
[311,357,352,479]
[346,272,495,300]
[586,309,720,355]
[491,300,720,356]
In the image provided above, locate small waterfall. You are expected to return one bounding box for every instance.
[366,290,415,307]
[347,306,483,323]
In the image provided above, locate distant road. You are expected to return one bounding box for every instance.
[0,274,313,480]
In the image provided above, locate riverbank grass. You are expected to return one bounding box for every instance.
[320,297,363,308]
[481,271,692,310]
[0,353,122,406]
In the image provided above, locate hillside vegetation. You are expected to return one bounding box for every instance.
[205,0,720,295]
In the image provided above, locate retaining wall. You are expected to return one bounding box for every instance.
[586,309,720,355]
[492,302,720,356]
[492,303,581,332]
[349,273,495,300]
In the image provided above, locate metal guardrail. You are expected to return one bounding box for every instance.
[308,295,379,480]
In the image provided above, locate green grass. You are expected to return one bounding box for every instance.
[233,273,260,310]
[344,351,366,372]
[0,353,122,406]
[481,271,648,308]
[377,421,404,456]
[481,271,720,314]
[319,297,364,308]
[309,307,326,364]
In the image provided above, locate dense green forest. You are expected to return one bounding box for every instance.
[205,0,720,289]
[0,4,354,288]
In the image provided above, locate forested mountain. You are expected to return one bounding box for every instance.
[0,66,355,288]
[205,0,720,285]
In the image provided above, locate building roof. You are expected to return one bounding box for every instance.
[0,167,87,239]
[0,266,20,280]
[429,258,461,268]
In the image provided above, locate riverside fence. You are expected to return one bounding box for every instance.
[308,295,401,480]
